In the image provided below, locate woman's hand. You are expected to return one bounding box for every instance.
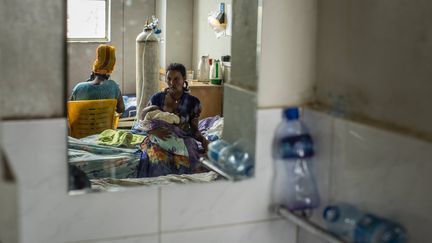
[148,127,171,140]
[201,138,210,152]
[140,105,161,120]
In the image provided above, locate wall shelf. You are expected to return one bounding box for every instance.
[274,206,347,243]
[200,158,236,181]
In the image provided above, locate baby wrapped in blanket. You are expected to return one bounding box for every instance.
[143,106,180,124]
[134,106,201,177]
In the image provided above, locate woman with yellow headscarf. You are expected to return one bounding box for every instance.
[70,45,125,113]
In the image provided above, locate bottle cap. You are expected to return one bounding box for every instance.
[283,108,299,120]
[323,206,340,222]
[221,55,231,62]
[219,3,225,12]
[381,224,407,243]
[243,164,254,177]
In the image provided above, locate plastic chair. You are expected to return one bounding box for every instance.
[67,99,118,138]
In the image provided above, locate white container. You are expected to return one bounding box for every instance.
[222,62,230,83]
[209,59,223,85]
[197,55,210,82]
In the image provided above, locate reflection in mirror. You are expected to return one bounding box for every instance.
[66,0,259,193]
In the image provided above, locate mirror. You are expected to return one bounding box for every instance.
[66,0,259,193]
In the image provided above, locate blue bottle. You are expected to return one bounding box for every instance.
[355,214,407,243]
[207,139,229,163]
[323,204,407,243]
[272,108,320,210]
[218,142,254,178]
[323,204,366,241]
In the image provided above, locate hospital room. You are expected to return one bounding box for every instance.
[66,0,239,191]
[2,0,432,242]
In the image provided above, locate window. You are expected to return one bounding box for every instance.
[67,0,110,42]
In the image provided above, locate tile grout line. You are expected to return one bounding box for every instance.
[295,224,300,243]
[64,218,284,243]
[158,186,162,243]
[329,115,336,203]
[64,233,159,243]
[159,218,283,235]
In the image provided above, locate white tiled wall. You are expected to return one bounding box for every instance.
[72,234,159,243]
[299,109,432,243]
[2,108,431,243]
[0,183,18,243]
[161,220,296,243]
[0,119,159,243]
[0,109,299,243]
[161,108,432,243]
[330,116,432,243]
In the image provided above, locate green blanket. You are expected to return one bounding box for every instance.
[97,129,145,148]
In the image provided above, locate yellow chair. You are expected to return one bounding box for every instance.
[67,99,118,138]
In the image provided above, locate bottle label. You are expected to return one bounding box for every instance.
[278,134,314,159]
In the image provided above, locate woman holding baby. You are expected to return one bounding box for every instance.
[136,63,210,177]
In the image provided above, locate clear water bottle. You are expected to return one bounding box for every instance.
[355,214,407,243]
[218,142,254,178]
[207,139,229,162]
[272,107,320,211]
[323,204,366,241]
[323,204,408,243]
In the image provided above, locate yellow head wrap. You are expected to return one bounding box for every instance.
[92,45,116,75]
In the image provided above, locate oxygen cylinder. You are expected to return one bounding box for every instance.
[136,27,160,120]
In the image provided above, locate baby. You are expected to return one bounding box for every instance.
[142,105,180,124]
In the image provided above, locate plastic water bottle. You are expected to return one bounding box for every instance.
[355,214,407,243]
[323,204,366,241]
[323,204,407,243]
[218,142,254,178]
[207,139,229,162]
[272,107,320,211]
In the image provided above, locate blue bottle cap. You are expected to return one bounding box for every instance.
[323,206,340,222]
[283,108,299,120]
[219,3,225,12]
[207,134,219,142]
[244,164,254,177]
[381,224,407,243]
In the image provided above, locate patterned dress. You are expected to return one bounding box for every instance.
[148,90,202,135]
[136,90,203,178]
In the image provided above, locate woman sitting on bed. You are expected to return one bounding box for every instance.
[136,63,209,177]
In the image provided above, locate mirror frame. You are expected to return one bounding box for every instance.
[65,0,263,189]
[0,0,263,241]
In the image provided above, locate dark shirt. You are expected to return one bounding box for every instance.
[148,91,202,134]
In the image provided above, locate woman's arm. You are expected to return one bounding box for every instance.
[142,105,172,140]
[116,94,125,114]
[140,105,160,120]
[190,117,209,151]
